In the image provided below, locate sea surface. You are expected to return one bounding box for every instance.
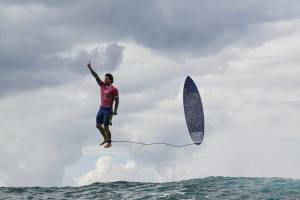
[1,177,299,199]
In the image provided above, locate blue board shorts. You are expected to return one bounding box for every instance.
[96,106,113,126]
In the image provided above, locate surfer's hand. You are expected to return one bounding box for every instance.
[87,61,91,68]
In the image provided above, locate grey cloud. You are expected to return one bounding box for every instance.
[89,43,124,72]
[2,0,300,56]
[27,0,300,52]
[0,43,124,95]
[1,0,300,95]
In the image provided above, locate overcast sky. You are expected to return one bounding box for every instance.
[1,0,300,187]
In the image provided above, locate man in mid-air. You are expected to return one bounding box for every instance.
[86,62,119,148]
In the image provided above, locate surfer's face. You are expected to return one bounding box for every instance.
[104,76,112,85]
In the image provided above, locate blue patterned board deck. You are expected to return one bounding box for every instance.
[183,76,204,145]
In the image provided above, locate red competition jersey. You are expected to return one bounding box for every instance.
[99,81,119,108]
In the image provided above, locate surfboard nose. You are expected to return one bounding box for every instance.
[185,76,192,83]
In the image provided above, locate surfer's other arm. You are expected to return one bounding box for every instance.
[87,62,103,86]
[113,97,119,115]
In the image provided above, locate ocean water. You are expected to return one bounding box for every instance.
[1,177,299,199]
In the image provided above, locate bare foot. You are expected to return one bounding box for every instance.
[104,143,111,148]
[99,140,107,146]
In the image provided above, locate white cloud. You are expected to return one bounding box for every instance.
[78,156,137,185]
[0,76,99,186]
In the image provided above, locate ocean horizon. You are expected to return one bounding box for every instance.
[1,176,299,199]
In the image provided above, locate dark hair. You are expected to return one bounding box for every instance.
[105,73,114,83]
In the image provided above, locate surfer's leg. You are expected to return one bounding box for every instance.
[104,125,111,148]
[102,108,112,148]
[96,107,108,145]
[96,124,108,145]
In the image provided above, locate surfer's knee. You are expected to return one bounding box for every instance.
[96,124,103,129]
[104,125,110,131]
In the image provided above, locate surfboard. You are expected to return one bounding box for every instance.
[183,76,204,145]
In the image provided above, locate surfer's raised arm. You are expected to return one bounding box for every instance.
[86,62,103,86]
